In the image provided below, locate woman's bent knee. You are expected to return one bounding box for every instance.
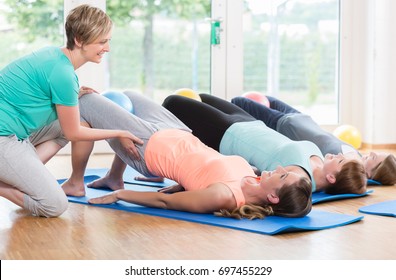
[26,192,69,217]
[47,195,69,217]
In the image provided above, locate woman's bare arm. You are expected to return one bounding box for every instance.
[56,104,143,159]
[88,183,236,213]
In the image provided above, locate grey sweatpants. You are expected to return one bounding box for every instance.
[79,91,191,176]
[0,133,68,217]
[29,120,69,148]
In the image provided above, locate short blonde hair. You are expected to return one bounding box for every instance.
[65,4,113,49]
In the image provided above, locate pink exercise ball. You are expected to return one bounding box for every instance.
[242,91,270,107]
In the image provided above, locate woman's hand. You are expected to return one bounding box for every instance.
[88,191,119,204]
[78,86,99,98]
[119,132,144,160]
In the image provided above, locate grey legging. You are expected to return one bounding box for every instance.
[78,91,191,176]
[0,133,68,217]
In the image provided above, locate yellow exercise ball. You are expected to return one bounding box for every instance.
[333,124,362,149]
[173,88,201,101]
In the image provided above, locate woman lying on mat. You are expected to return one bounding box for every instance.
[63,91,312,219]
[162,94,367,195]
[0,5,142,217]
[231,95,396,186]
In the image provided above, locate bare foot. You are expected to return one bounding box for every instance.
[61,179,86,197]
[88,192,118,204]
[87,176,124,191]
[135,176,164,183]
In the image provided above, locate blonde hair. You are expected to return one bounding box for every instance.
[215,176,312,220]
[371,154,396,185]
[65,4,113,49]
[215,204,273,220]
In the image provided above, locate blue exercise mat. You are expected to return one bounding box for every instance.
[79,167,175,187]
[359,200,396,217]
[367,179,382,185]
[312,189,374,204]
[85,168,375,205]
[57,175,364,235]
[57,175,101,186]
[123,166,177,187]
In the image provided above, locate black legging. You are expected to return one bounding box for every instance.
[231,96,301,130]
[162,94,255,151]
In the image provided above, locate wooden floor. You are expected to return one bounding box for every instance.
[1,150,396,260]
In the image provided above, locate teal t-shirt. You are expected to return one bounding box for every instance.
[219,120,323,191]
[0,46,79,139]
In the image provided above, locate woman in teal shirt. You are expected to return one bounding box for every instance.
[0,5,142,217]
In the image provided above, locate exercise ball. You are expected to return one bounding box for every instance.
[101,91,134,113]
[333,124,362,149]
[242,91,270,107]
[173,88,201,101]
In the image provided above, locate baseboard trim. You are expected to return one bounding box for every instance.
[361,143,396,150]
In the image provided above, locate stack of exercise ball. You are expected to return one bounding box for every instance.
[333,124,362,149]
[173,88,201,101]
[242,91,270,108]
[101,91,134,114]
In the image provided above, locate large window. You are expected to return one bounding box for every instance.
[0,0,211,105]
[1,0,340,125]
[243,0,339,124]
[106,1,211,104]
[0,0,63,69]
[0,0,211,154]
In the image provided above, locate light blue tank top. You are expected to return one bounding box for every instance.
[219,120,323,191]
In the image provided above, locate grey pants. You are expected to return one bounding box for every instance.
[79,91,191,176]
[29,120,69,148]
[0,134,68,217]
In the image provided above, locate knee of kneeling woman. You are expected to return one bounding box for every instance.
[52,196,69,217]
[30,194,69,218]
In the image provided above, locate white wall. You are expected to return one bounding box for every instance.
[211,0,243,100]
[340,0,396,146]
